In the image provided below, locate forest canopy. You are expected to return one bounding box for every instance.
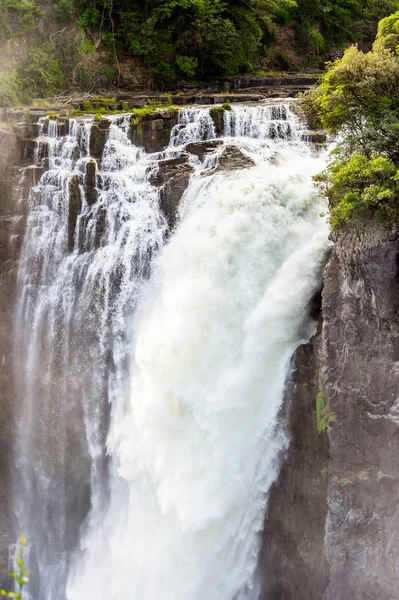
[1,0,399,103]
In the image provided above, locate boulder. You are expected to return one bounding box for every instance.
[184,140,223,161]
[130,110,179,153]
[90,119,111,159]
[209,144,255,174]
[149,153,193,228]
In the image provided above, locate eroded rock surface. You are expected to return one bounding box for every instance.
[130,110,179,153]
[262,224,399,600]
[208,144,255,173]
[149,154,193,228]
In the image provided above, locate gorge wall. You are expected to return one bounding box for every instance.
[1,106,399,599]
[0,126,43,582]
[261,224,399,600]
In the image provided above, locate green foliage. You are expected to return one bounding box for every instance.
[209,101,232,116]
[316,392,327,435]
[16,43,66,102]
[53,0,73,21]
[374,11,399,53]
[74,0,296,81]
[292,0,399,53]
[307,26,326,55]
[176,56,198,78]
[0,70,21,106]
[0,0,43,38]
[315,154,399,227]
[0,535,30,600]
[301,13,399,228]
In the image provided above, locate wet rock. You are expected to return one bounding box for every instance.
[13,122,39,139]
[68,175,82,252]
[18,139,37,165]
[90,119,111,159]
[57,118,69,137]
[130,110,179,153]
[0,128,32,585]
[209,144,255,174]
[302,130,327,144]
[210,111,225,136]
[36,140,49,167]
[260,322,330,600]
[85,160,97,206]
[261,223,399,600]
[184,140,223,161]
[149,153,193,228]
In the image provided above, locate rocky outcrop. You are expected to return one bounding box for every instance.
[260,323,330,600]
[261,223,399,600]
[130,110,179,153]
[184,140,223,161]
[0,128,28,586]
[90,119,111,159]
[208,144,255,173]
[149,154,194,228]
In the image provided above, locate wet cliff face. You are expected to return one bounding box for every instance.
[261,224,399,600]
[0,126,35,582]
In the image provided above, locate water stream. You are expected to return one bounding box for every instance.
[13,103,331,600]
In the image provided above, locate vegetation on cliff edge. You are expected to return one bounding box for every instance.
[300,11,399,228]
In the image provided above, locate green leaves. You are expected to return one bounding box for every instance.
[0,535,29,600]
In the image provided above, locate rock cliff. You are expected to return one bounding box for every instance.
[261,224,399,600]
[2,108,399,598]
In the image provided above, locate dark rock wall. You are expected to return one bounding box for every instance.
[0,128,30,583]
[261,224,399,600]
[260,325,330,600]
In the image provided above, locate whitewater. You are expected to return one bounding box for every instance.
[13,102,331,600]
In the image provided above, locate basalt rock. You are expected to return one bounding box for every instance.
[0,127,34,587]
[90,119,111,159]
[302,130,327,144]
[68,175,82,252]
[149,154,193,228]
[210,110,225,137]
[85,160,98,206]
[261,223,399,600]
[184,140,223,161]
[208,144,255,174]
[14,122,39,139]
[130,110,179,153]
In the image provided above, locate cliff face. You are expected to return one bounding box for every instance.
[3,111,399,597]
[0,127,30,581]
[261,224,399,600]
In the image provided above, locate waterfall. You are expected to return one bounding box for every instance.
[13,103,331,600]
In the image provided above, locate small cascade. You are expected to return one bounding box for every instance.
[223,103,301,141]
[12,101,331,600]
[170,107,216,145]
[13,115,166,600]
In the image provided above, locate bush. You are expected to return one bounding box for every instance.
[17,43,66,101]
[300,12,399,228]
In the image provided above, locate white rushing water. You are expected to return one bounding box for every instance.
[14,103,331,600]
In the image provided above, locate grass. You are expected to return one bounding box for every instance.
[209,101,232,116]
[69,97,180,120]
[316,391,337,435]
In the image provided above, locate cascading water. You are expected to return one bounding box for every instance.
[13,102,331,600]
[13,115,166,599]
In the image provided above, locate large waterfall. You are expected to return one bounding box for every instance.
[13,103,331,600]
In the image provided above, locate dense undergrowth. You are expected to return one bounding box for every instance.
[300,11,399,228]
[1,0,399,105]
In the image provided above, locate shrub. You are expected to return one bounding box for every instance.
[0,534,30,600]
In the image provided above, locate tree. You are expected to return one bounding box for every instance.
[299,11,399,227]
